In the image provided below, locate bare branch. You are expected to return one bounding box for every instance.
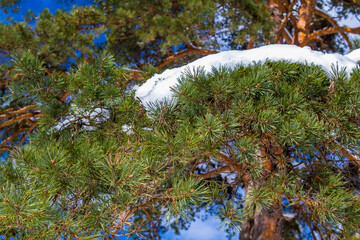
[156,47,218,70]
[0,105,37,120]
[340,149,360,166]
[0,127,23,146]
[314,8,352,49]
[16,122,38,147]
[276,0,296,44]
[307,26,360,44]
[217,151,243,173]
[0,113,41,129]
[196,166,231,179]
[0,146,14,152]
[77,22,125,31]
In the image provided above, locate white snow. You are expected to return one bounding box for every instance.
[345,48,360,62]
[54,106,110,131]
[282,212,296,219]
[219,171,238,184]
[136,44,360,107]
[121,124,134,135]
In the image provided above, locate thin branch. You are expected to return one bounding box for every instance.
[299,203,320,240]
[0,146,14,152]
[309,37,329,51]
[340,149,360,166]
[0,105,37,120]
[0,113,41,129]
[314,8,352,49]
[217,151,243,173]
[196,166,231,179]
[307,26,360,44]
[142,208,160,240]
[77,21,125,31]
[58,92,71,102]
[272,0,299,44]
[156,47,218,70]
[0,127,24,146]
[283,28,293,44]
[276,0,296,44]
[268,0,296,44]
[16,122,38,147]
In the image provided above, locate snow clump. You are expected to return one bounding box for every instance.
[136,44,359,107]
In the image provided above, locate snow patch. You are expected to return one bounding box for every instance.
[345,48,360,62]
[54,107,110,131]
[136,44,359,107]
[121,124,134,135]
[282,212,296,219]
[219,171,238,184]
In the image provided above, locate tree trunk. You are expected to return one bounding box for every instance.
[240,181,282,240]
[297,0,316,46]
[240,144,283,240]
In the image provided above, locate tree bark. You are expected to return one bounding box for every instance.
[240,144,283,240]
[240,180,282,240]
[297,0,316,46]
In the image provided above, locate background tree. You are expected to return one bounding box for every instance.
[267,0,360,52]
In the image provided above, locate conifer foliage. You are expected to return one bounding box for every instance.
[1,0,360,239]
[1,49,360,239]
[3,0,360,151]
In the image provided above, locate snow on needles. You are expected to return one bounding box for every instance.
[54,107,110,131]
[136,44,360,106]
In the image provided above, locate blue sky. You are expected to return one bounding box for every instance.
[0,0,90,22]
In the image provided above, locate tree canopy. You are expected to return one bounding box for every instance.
[2,0,360,150]
[1,0,360,239]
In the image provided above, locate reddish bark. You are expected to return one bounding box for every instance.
[196,166,231,179]
[297,0,316,46]
[314,9,352,49]
[267,0,357,49]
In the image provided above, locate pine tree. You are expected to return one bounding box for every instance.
[1,1,360,239]
[1,50,360,239]
[0,0,274,151]
[2,0,360,150]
